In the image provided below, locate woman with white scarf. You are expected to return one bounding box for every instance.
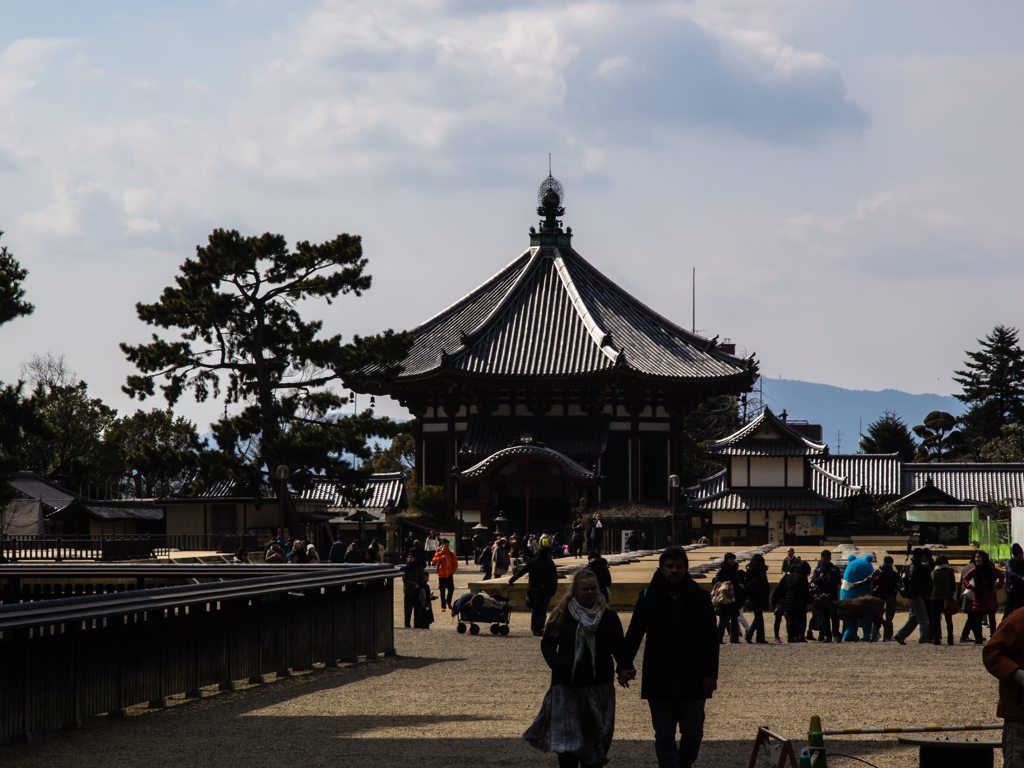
[524,569,624,768]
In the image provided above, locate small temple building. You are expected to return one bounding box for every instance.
[686,407,1024,547]
[683,407,842,547]
[357,175,759,537]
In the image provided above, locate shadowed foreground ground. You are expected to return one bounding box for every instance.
[0,570,1002,767]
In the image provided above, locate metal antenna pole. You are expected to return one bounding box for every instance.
[692,266,695,334]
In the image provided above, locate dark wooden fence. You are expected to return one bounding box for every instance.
[0,564,395,742]
[0,563,341,604]
[2,534,260,562]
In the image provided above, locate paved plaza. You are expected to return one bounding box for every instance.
[0,552,1004,767]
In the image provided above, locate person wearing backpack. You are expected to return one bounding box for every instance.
[712,553,745,644]
[479,541,493,580]
[870,556,901,640]
[893,548,932,645]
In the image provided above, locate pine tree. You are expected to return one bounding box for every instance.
[953,325,1024,442]
[121,229,413,524]
[859,410,917,462]
[912,411,963,463]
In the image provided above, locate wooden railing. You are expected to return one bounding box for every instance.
[0,564,396,742]
[2,534,260,562]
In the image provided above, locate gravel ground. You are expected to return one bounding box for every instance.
[0,569,1004,768]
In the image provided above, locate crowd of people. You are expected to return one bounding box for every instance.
[706,543,1024,647]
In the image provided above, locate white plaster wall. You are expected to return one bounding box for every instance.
[750,457,785,486]
[732,457,748,486]
[787,458,805,487]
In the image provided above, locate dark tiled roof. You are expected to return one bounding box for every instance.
[9,472,77,511]
[901,464,1024,505]
[688,488,843,512]
[684,469,728,500]
[300,473,406,511]
[49,502,165,521]
[707,407,826,457]
[811,454,902,498]
[81,505,164,521]
[453,445,600,481]
[384,247,757,384]
[193,480,276,500]
[459,415,609,459]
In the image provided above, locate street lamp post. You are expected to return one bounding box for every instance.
[669,474,680,547]
[276,465,290,538]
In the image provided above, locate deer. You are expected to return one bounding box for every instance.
[812,594,889,642]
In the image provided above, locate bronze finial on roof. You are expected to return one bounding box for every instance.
[532,171,571,246]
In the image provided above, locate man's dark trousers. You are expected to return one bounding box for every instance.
[816,607,840,640]
[438,576,454,609]
[403,593,417,627]
[1005,591,1024,621]
[648,678,706,768]
[531,596,551,636]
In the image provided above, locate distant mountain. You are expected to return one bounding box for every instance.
[756,378,964,454]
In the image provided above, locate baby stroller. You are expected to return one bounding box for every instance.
[451,591,511,635]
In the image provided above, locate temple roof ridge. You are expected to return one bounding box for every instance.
[708,406,827,456]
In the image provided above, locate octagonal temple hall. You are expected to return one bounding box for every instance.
[355,175,759,539]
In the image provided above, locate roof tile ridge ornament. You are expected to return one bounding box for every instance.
[552,248,619,365]
[809,462,854,487]
[530,172,572,247]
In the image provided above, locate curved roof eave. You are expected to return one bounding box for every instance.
[452,444,601,482]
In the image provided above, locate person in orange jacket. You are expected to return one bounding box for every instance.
[982,605,1024,766]
[433,540,459,612]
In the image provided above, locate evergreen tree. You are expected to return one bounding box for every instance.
[912,411,963,463]
[94,408,203,499]
[0,234,47,524]
[859,410,917,462]
[0,231,33,325]
[19,355,117,492]
[121,228,413,524]
[954,325,1024,442]
[366,430,415,480]
[678,395,741,486]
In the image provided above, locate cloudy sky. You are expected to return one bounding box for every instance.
[2,0,1023,430]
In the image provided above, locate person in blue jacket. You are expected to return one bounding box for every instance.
[1005,543,1024,620]
[841,554,875,641]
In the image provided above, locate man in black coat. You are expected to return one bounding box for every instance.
[328,539,347,564]
[894,548,932,644]
[617,547,719,768]
[508,545,560,636]
[811,550,842,642]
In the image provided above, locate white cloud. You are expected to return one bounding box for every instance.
[775,188,1024,279]
[18,182,83,237]
[0,37,77,107]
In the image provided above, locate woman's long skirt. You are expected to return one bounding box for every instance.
[523,682,615,766]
